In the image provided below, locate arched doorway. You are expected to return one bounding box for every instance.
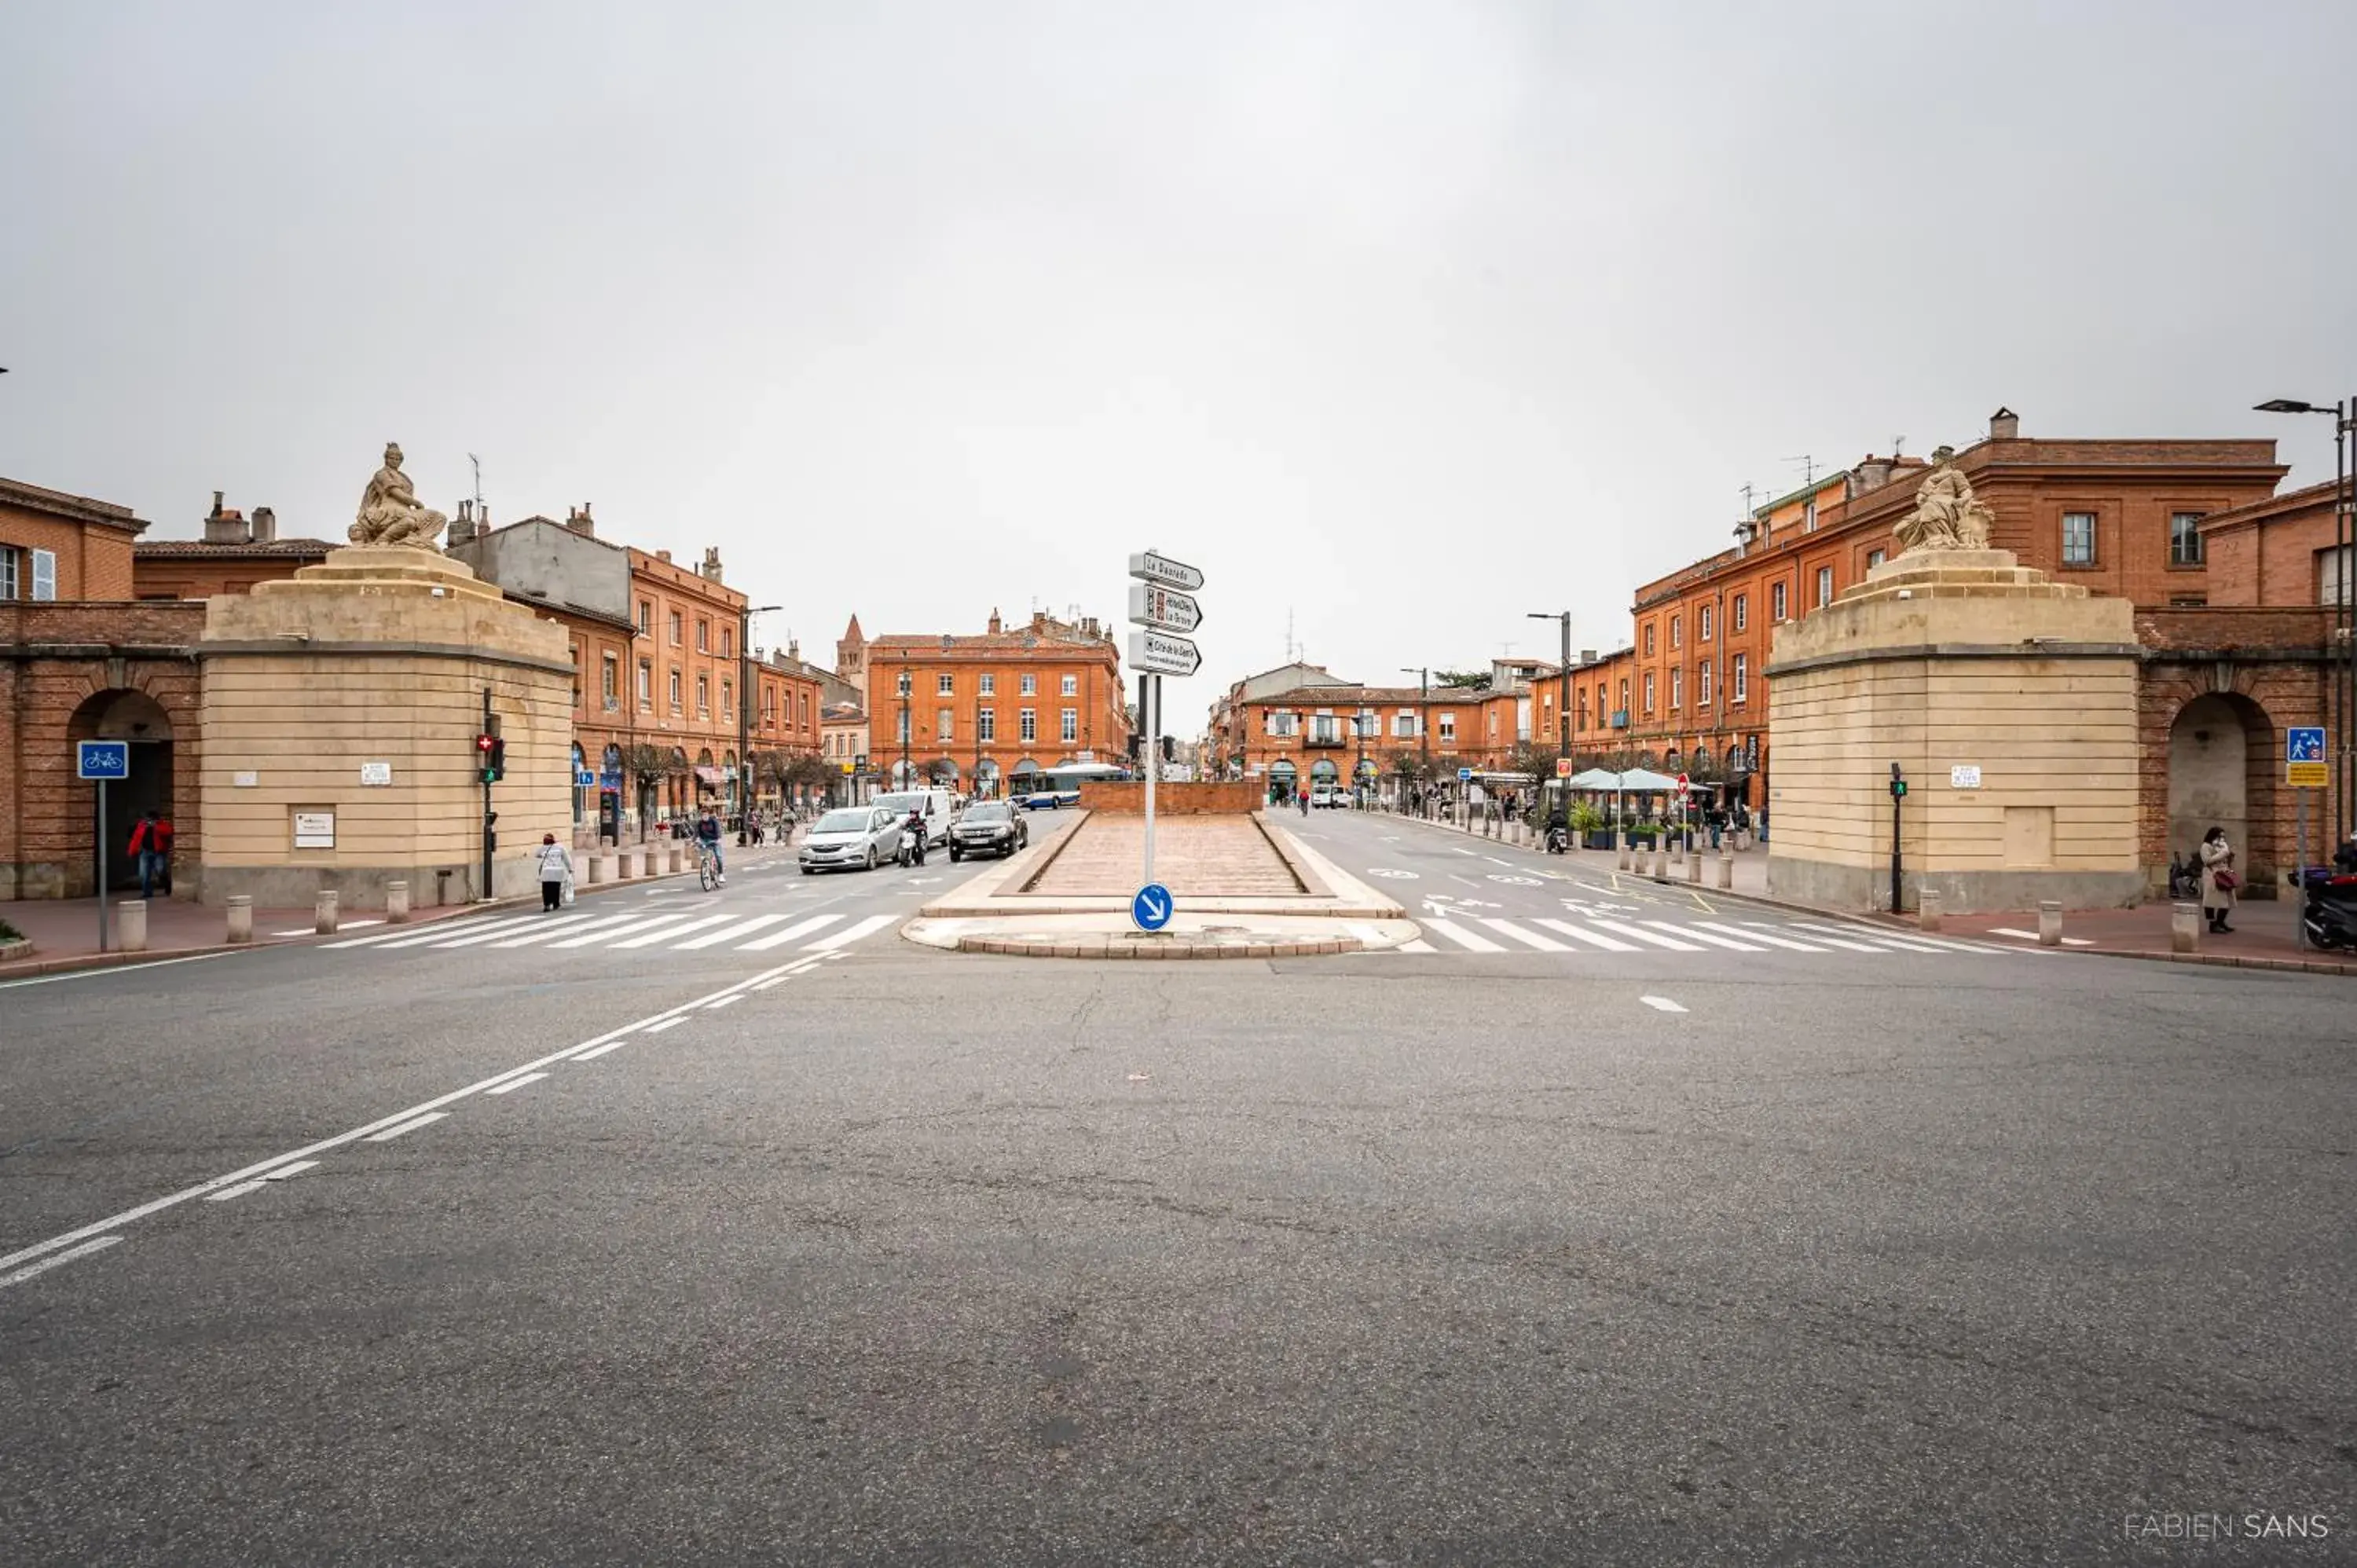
[1267,760,1297,803]
[2168,692,2272,876]
[929,758,959,790]
[1309,759,1340,800]
[67,689,175,893]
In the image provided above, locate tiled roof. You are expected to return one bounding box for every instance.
[133,537,337,557]
[0,474,145,531]
[868,631,1112,653]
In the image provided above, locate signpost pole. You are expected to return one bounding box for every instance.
[97,775,109,954]
[2296,786,2308,951]
[1143,674,1158,885]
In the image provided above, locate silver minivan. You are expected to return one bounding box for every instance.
[797,805,907,874]
[873,788,958,849]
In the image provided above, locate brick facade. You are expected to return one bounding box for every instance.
[858,609,1128,794]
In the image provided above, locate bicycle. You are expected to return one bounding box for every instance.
[695,838,721,892]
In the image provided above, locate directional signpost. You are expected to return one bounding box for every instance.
[1127,549,1207,921]
[77,740,130,953]
[2287,727,2329,947]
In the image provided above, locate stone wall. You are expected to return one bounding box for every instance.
[1080,781,1262,814]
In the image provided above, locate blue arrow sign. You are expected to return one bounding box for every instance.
[1131,882,1173,932]
[76,740,130,780]
[2287,726,2326,764]
[1457,766,1473,782]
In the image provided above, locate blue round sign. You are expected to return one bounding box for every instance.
[1131,882,1174,932]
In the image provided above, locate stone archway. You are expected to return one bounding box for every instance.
[2167,692,2271,877]
[67,688,177,893]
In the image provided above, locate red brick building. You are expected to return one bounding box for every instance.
[131,493,335,600]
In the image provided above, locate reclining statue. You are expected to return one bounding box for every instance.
[350,442,449,549]
[1893,445,1995,553]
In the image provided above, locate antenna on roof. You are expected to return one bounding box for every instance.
[1893,436,1906,459]
[467,452,484,522]
[1782,454,1816,489]
[1739,482,1761,515]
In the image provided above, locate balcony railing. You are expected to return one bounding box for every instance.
[1301,732,1350,749]
[1611,710,1630,729]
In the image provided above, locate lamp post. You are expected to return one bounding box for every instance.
[2256,396,2355,842]
[737,603,780,845]
[897,650,911,790]
[1399,666,1431,811]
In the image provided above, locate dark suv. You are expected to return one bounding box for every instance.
[949,800,1028,860]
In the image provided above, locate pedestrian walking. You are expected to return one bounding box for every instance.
[127,808,174,899]
[2198,825,2238,934]
[537,833,574,912]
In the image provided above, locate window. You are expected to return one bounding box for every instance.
[1061,674,1077,697]
[1020,708,1037,742]
[1643,623,1655,657]
[1804,498,1818,533]
[1699,605,1713,642]
[1267,710,1296,737]
[1866,548,1886,570]
[978,708,996,742]
[1021,673,1037,696]
[1699,661,1713,706]
[719,679,731,717]
[637,599,651,634]
[669,610,682,646]
[1732,654,1748,704]
[2170,511,2205,567]
[1643,672,1656,713]
[637,659,652,708]
[938,707,954,742]
[669,668,683,709]
[1577,691,1589,731]
[1437,713,1457,744]
[937,672,955,695]
[0,548,16,599]
[1772,581,1788,621]
[20,547,57,600]
[1060,709,1078,743]
[720,627,732,658]
[602,653,618,706]
[2322,544,2354,608]
[1393,710,1417,738]
[896,671,912,697]
[1670,615,1682,650]
[570,644,582,707]
[1670,667,1682,709]
[1815,566,1834,607]
[979,673,995,696]
[1618,679,1629,718]
[2062,511,2096,566]
[695,674,709,714]
[1732,593,1747,632]
[1310,714,1341,744]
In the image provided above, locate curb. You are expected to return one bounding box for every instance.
[955,934,1364,960]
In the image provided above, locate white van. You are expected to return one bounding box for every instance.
[873,788,959,849]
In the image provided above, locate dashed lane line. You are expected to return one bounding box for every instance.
[364,1112,449,1142]
[484,1073,548,1096]
[0,1236,123,1290]
[1640,995,1688,1013]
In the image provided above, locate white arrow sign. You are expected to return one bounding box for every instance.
[1127,628,1201,677]
[1127,583,1203,633]
[1127,550,1205,592]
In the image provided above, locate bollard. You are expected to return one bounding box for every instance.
[588,854,612,885]
[2036,899,2062,947]
[1917,889,1941,932]
[226,896,253,944]
[1688,846,1704,885]
[1716,845,1733,890]
[1650,842,1666,881]
[1617,832,1631,872]
[314,888,339,936]
[620,850,640,880]
[1672,837,1685,866]
[387,881,411,924]
[118,899,148,952]
[2171,902,2200,954]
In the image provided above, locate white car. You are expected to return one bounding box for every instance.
[872,787,957,848]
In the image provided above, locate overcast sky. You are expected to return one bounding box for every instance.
[5,1,2352,727]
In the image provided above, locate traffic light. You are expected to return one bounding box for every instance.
[1127,732,1143,762]
[476,733,505,784]
[1889,763,1907,799]
[1160,735,1175,763]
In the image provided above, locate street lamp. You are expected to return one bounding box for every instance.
[2256,395,2355,842]
[1527,610,1572,766]
[738,603,780,844]
[1399,666,1431,812]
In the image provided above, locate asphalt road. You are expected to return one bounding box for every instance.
[2,812,2352,1566]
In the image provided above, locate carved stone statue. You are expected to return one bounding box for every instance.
[1893,445,1995,554]
[350,442,449,549]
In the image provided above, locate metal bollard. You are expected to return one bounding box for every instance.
[2171,903,2200,954]
[1918,889,1941,932]
[1716,845,1732,889]
[226,896,253,944]
[2036,899,2062,947]
[315,888,339,935]
[387,881,411,924]
[118,899,148,952]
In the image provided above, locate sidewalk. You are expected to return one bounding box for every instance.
[0,837,806,980]
[1376,806,2356,976]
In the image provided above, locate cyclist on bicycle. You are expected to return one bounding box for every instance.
[695,808,725,886]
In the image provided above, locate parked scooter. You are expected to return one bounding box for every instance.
[2289,866,2357,951]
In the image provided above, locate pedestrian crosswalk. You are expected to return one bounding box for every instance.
[1353,914,2010,961]
[319,908,903,958]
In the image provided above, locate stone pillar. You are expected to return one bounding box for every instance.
[1617,832,1631,872]
[619,850,639,880]
[118,899,148,952]
[1651,841,1666,880]
[314,889,339,935]
[2172,903,2200,954]
[1672,836,1685,866]
[2036,899,2062,947]
[1918,890,1942,932]
[1687,847,1704,885]
[1716,845,1733,889]
[387,881,411,924]
[669,844,686,874]
[588,855,611,885]
[226,896,253,944]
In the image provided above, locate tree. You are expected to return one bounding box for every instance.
[1433,669,1492,691]
[619,743,676,841]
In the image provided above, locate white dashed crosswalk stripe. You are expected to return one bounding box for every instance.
[1647,921,1767,953]
[1689,921,1827,953]
[1744,922,1889,953]
[1480,918,1571,952]
[1533,919,1641,952]
[487,914,645,948]
[331,914,546,951]
[1585,919,1706,952]
[737,914,845,951]
[1423,919,1505,953]
[1783,921,2007,954]
[805,914,896,951]
[611,913,736,949]
[548,914,701,950]
[673,914,792,949]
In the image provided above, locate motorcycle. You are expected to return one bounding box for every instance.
[1543,820,1571,855]
[897,811,929,868]
[2289,866,2357,951]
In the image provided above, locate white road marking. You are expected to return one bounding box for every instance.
[673,914,790,949]
[1421,920,1505,954]
[0,953,233,991]
[486,913,645,948]
[548,913,696,950]
[612,912,736,948]
[1640,995,1688,1013]
[1585,919,1706,952]
[738,914,845,951]
[1399,938,1437,954]
[1980,927,2094,948]
[1747,921,1900,954]
[430,915,611,950]
[1691,921,1826,952]
[363,1111,448,1142]
[1479,918,1571,952]
[0,1235,123,1291]
[1483,856,1514,866]
[272,919,383,936]
[203,1181,267,1203]
[1533,919,1641,952]
[1647,921,1766,952]
[805,914,896,951]
[263,1160,318,1181]
[351,915,547,951]
[643,1017,687,1035]
[572,1040,628,1061]
[706,995,742,1009]
[484,1072,548,1094]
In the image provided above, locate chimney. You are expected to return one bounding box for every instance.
[988,608,1003,635]
[251,506,277,544]
[656,548,672,562]
[448,500,478,546]
[204,490,246,544]
[1853,454,1897,493]
[1989,406,2019,441]
[701,546,724,584]
[565,503,595,537]
[1578,648,1597,666]
[787,638,801,661]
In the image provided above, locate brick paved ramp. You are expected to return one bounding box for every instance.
[1021,814,1309,897]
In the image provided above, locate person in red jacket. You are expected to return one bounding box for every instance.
[128,808,174,900]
